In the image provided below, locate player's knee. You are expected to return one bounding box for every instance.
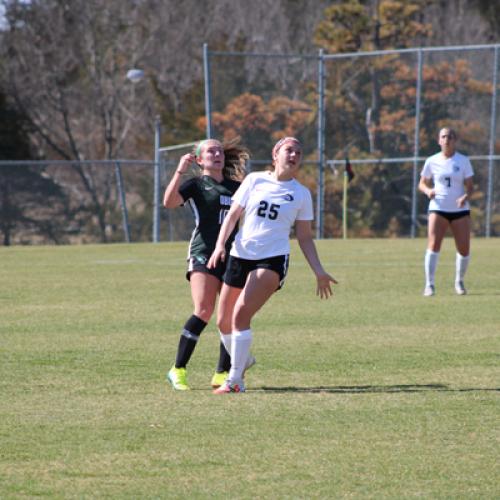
[216,315,230,333]
[194,303,214,322]
[428,240,441,252]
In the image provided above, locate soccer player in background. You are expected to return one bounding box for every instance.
[208,136,337,394]
[163,139,248,390]
[419,127,474,297]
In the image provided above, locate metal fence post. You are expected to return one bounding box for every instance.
[204,43,212,139]
[411,48,423,238]
[316,49,325,240]
[114,161,131,243]
[153,116,161,243]
[486,46,499,238]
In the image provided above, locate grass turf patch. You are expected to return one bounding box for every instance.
[1,239,498,498]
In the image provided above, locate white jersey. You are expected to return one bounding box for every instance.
[230,171,314,260]
[421,152,473,212]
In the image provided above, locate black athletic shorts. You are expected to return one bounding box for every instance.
[429,210,470,222]
[223,254,290,290]
[186,255,226,282]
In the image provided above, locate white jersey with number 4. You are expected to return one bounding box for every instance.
[230,171,314,260]
[421,152,474,212]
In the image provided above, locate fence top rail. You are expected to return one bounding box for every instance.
[322,43,500,60]
[327,155,500,165]
[208,50,319,59]
[158,141,199,153]
[0,159,154,167]
[244,155,500,167]
[208,43,500,61]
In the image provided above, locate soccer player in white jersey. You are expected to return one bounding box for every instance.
[207,137,337,394]
[418,127,474,297]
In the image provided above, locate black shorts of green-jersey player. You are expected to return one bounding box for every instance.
[179,175,240,281]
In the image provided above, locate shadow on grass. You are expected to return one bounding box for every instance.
[256,384,500,394]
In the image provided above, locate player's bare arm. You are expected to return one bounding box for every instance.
[295,219,337,299]
[163,153,195,208]
[207,202,244,268]
[418,175,435,199]
[457,176,474,208]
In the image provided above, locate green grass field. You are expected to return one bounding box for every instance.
[1,238,499,498]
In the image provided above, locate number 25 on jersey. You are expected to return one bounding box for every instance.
[257,200,280,220]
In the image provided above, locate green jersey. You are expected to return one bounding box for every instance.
[179,175,241,263]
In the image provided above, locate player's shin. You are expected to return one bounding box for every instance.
[216,339,231,373]
[424,249,440,286]
[455,252,470,282]
[174,315,207,368]
[228,329,252,385]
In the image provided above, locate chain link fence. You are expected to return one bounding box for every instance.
[3,44,499,245]
[0,160,154,245]
[201,43,500,238]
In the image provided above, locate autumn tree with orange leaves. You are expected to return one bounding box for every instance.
[196,1,494,238]
[314,0,492,237]
[197,92,315,161]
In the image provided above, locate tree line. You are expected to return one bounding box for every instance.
[0,0,498,244]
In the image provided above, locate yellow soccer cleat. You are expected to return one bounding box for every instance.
[211,371,228,389]
[167,366,190,391]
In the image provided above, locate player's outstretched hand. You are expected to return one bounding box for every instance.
[316,272,338,299]
[207,246,226,269]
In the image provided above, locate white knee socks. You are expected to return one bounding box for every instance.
[228,329,253,385]
[219,330,232,356]
[425,250,470,288]
[424,250,440,287]
[455,253,470,283]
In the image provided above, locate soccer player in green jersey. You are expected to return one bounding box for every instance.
[163,139,249,390]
